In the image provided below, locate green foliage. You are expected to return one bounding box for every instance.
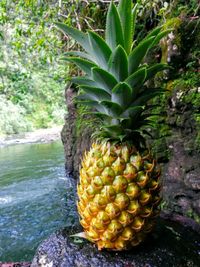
[0,0,67,134]
[56,0,170,144]
[0,95,32,135]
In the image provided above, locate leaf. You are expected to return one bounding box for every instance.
[92,67,118,94]
[128,36,155,74]
[143,26,162,41]
[132,88,165,106]
[118,1,137,54]
[61,57,97,76]
[76,93,98,102]
[105,2,124,50]
[88,112,112,120]
[71,77,97,87]
[108,45,128,81]
[121,106,144,118]
[125,68,147,99]
[131,4,138,49]
[76,98,107,113]
[101,125,124,135]
[142,129,154,138]
[101,100,123,117]
[146,63,170,81]
[80,85,111,101]
[112,82,132,109]
[55,22,90,52]
[151,29,173,48]
[70,232,87,239]
[88,31,112,69]
[63,51,92,61]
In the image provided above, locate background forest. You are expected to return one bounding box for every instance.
[0,0,67,134]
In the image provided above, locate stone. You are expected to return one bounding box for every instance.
[0,263,31,267]
[31,214,200,267]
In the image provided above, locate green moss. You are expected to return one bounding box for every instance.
[75,105,98,139]
[186,209,200,224]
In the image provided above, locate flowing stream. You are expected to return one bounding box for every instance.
[0,141,77,262]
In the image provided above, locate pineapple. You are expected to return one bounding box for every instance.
[56,0,171,251]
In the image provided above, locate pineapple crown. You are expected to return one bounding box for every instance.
[55,0,172,146]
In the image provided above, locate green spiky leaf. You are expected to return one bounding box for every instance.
[126,67,147,99]
[146,63,170,81]
[151,29,173,48]
[70,77,96,87]
[128,36,155,74]
[101,125,124,135]
[122,106,144,118]
[80,85,111,101]
[101,100,123,117]
[105,2,124,50]
[92,67,118,94]
[55,22,89,52]
[63,51,92,61]
[132,88,165,106]
[144,26,162,41]
[112,82,132,109]
[108,45,128,81]
[88,31,112,69]
[76,98,107,114]
[118,1,137,54]
[61,57,97,76]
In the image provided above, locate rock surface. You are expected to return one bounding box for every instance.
[31,214,200,267]
[0,263,31,267]
[61,86,92,179]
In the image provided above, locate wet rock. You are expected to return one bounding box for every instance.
[162,134,200,217]
[0,263,31,267]
[31,215,200,267]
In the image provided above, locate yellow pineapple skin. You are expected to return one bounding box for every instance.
[77,142,161,251]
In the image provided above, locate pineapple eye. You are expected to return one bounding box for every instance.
[105,203,120,219]
[126,183,140,198]
[101,185,116,202]
[112,157,126,175]
[136,171,149,187]
[101,167,115,185]
[113,176,128,193]
[123,163,137,182]
[92,176,104,189]
[139,190,152,205]
[118,211,133,226]
[127,200,140,215]
[131,217,144,231]
[121,227,133,241]
[107,219,123,234]
[114,193,130,210]
[130,155,143,171]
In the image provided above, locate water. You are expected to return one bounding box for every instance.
[0,141,77,262]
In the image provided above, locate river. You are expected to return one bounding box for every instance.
[0,141,77,262]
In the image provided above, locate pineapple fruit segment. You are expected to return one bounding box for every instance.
[78,143,161,250]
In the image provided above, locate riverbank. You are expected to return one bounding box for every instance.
[0,126,62,147]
